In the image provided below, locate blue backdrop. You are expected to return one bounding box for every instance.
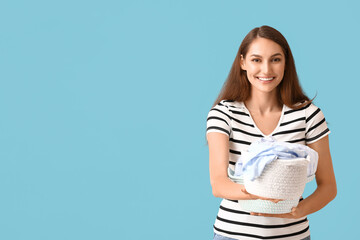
[0,0,358,239]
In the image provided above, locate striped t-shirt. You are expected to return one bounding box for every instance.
[206,99,330,240]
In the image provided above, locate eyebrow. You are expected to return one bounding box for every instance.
[250,53,283,58]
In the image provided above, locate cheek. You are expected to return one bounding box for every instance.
[246,64,259,75]
[276,63,286,73]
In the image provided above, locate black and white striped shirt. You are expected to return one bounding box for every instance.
[206,99,330,240]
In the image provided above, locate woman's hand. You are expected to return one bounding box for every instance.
[240,186,282,203]
[240,186,306,218]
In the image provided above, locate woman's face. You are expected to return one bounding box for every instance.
[240,37,285,95]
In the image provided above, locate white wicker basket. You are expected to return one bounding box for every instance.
[228,160,315,214]
[244,158,309,200]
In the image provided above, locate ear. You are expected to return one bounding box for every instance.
[240,54,246,70]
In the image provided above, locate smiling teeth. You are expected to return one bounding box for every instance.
[257,77,274,81]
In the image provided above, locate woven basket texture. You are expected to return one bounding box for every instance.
[228,159,314,214]
[244,158,308,200]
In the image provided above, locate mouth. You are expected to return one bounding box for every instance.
[256,77,275,82]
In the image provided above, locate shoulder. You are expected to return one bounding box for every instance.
[211,99,248,116]
[216,99,246,111]
[301,101,329,131]
[283,100,319,115]
[303,101,325,119]
[208,99,248,120]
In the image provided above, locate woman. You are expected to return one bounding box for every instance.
[206,25,337,240]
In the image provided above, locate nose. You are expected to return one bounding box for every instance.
[261,61,271,74]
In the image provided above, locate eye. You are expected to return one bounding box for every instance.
[251,59,260,63]
[272,58,281,62]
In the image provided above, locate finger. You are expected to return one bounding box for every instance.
[290,207,298,216]
[260,198,282,203]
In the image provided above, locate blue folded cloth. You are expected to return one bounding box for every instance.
[234,136,318,181]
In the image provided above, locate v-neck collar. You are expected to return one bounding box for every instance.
[237,101,286,137]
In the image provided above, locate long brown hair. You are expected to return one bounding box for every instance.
[211,25,314,109]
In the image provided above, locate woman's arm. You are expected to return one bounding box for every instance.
[207,132,280,202]
[252,135,337,218]
[298,135,337,215]
[208,132,248,200]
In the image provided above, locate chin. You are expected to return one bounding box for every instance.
[252,85,280,94]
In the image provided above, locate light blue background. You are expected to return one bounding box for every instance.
[0,0,358,239]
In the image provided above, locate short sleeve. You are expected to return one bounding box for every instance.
[206,100,232,137]
[305,103,331,144]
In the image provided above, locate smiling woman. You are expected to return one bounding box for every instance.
[206,25,337,240]
[240,37,285,98]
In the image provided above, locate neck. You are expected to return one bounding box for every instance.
[244,90,282,115]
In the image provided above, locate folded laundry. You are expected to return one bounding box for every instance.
[234,136,318,181]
